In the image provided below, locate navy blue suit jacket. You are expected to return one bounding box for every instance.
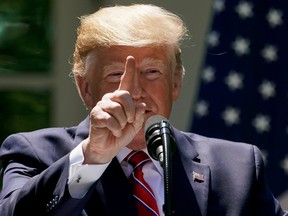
[0,117,286,215]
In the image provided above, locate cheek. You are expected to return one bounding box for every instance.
[146,81,174,107]
[91,82,120,102]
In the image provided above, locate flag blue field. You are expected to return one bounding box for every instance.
[191,0,288,199]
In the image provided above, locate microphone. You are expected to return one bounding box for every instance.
[144,115,175,164]
[145,115,176,215]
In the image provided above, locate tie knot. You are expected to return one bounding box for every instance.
[125,151,150,169]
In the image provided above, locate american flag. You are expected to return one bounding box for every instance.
[191,0,288,201]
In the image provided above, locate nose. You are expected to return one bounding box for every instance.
[131,72,145,100]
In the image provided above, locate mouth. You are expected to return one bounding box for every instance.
[144,109,154,117]
[145,109,151,114]
[142,110,153,124]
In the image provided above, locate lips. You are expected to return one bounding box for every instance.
[144,108,154,116]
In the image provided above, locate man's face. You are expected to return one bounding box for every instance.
[78,45,182,130]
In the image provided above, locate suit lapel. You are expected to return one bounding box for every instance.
[173,129,210,216]
[95,158,138,216]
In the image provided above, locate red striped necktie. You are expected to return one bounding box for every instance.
[125,150,160,216]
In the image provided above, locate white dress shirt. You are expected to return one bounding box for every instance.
[68,141,164,215]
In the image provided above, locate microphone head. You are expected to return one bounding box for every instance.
[144,115,168,133]
[145,115,175,164]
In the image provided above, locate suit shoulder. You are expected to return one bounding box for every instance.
[180,131,263,161]
[182,131,255,149]
[4,126,77,144]
[4,116,90,144]
[0,125,79,163]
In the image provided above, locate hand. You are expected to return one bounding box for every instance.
[82,56,146,164]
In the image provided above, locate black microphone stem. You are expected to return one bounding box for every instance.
[160,121,175,216]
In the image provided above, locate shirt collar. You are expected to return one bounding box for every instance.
[116,146,163,176]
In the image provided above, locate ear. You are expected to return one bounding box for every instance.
[75,75,94,109]
[172,70,182,101]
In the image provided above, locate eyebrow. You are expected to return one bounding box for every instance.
[102,62,125,73]
[140,58,166,70]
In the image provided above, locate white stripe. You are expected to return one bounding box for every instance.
[131,172,157,199]
[134,195,159,216]
[133,158,150,170]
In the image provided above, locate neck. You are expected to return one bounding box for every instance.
[126,132,147,150]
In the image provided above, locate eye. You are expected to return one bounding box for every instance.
[143,69,161,80]
[106,71,123,83]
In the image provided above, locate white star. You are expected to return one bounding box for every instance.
[222,107,240,126]
[261,45,278,62]
[252,114,271,133]
[225,71,244,91]
[258,80,276,100]
[207,31,220,47]
[280,155,288,175]
[214,0,225,13]
[232,37,250,56]
[194,100,209,117]
[202,66,216,83]
[266,9,283,28]
[235,1,254,19]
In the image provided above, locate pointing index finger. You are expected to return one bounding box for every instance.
[118,56,135,91]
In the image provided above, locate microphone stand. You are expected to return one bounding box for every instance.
[159,121,175,216]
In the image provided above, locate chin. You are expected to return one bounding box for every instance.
[127,129,147,150]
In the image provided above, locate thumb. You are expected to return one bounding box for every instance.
[118,102,146,147]
[132,102,146,131]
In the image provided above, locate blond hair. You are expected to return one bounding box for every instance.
[72,4,189,77]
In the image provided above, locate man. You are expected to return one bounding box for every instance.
[0,4,287,216]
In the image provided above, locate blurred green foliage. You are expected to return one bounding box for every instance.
[0,0,51,73]
[0,90,51,143]
[0,0,52,189]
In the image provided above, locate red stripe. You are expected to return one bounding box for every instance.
[125,151,160,216]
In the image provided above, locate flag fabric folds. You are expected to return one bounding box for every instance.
[191,0,288,198]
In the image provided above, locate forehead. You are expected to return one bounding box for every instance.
[86,45,171,66]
